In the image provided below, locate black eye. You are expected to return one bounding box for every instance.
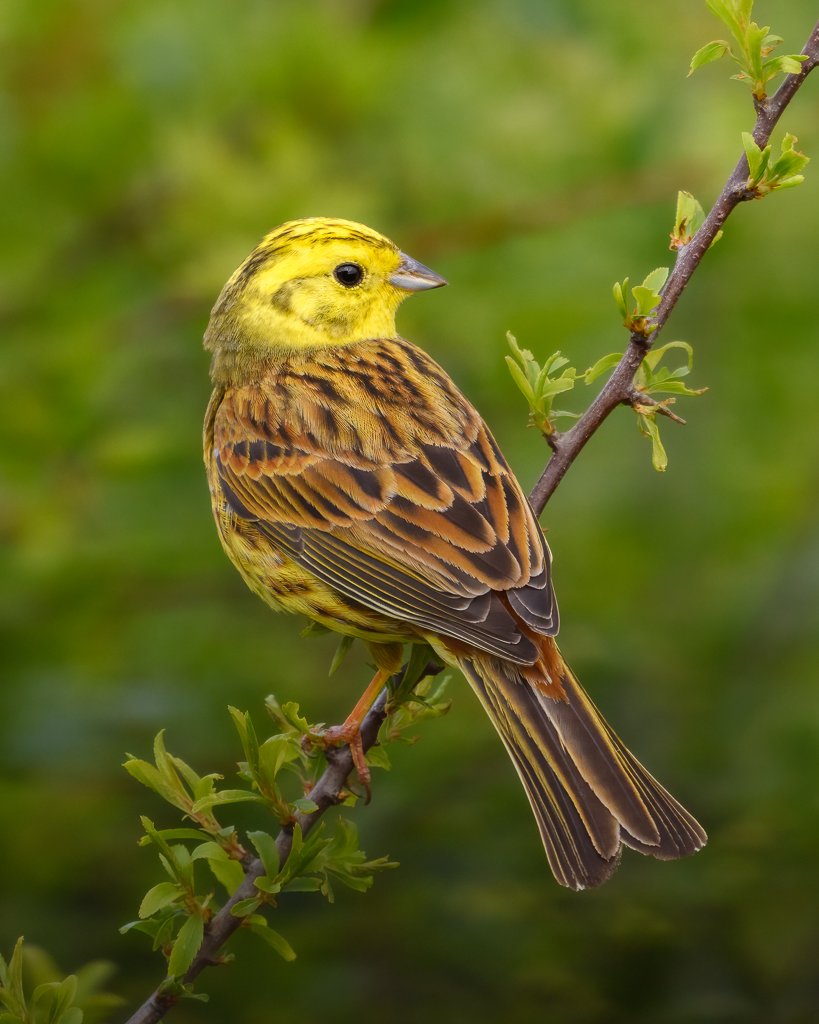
[333,262,364,287]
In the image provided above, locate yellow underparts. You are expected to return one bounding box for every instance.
[220,515,415,648]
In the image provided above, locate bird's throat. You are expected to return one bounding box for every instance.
[205,287,401,386]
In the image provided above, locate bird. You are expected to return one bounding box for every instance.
[203,216,706,890]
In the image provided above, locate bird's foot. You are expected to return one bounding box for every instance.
[303,723,372,802]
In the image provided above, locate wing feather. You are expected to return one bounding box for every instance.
[209,338,559,656]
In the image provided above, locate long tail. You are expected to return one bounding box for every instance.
[457,637,706,890]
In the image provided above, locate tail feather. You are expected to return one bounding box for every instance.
[458,639,706,890]
[607,730,706,859]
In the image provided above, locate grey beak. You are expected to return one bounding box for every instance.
[389,252,447,292]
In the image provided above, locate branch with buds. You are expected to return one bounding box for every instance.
[524,9,818,513]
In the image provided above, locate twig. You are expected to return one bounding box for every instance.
[125,689,391,1024]
[528,21,819,517]
[123,22,819,1024]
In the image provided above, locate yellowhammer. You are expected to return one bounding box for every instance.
[203,217,706,889]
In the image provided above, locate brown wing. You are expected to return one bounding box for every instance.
[208,338,559,663]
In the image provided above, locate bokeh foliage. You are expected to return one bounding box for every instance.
[2,1,818,1021]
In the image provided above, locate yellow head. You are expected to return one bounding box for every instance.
[204,217,446,383]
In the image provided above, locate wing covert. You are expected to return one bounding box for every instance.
[208,338,560,659]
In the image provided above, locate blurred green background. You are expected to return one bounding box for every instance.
[2,1,819,1021]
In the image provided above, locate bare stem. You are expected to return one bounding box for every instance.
[528,21,819,516]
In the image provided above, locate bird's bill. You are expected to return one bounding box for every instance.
[389,252,447,291]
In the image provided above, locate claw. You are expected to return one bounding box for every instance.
[302,666,389,803]
[321,723,372,801]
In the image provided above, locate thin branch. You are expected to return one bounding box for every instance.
[123,23,819,1024]
[125,688,391,1024]
[529,22,819,517]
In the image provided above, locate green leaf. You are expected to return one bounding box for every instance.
[207,856,246,895]
[783,55,808,74]
[131,914,176,953]
[32,973,79,1024]
[190,789,263,814]
[584,352,622,384]
[636,411,668,472]
[642,339,692,373]
[504,355,535,404]
[229,707,260,775]
[189,841,230,863]
[505,331,527,368]
[56,976,81,1021]
[642,266,669,294]
[152,732,189,804]
[292,797,319,814]
[266,697,313,736]
[281,822,330,881]
[771,175,805,190]
[257,736,302,786]
[282,877,321,893]
[167,916,204,979]
[742,131,766,181]
[245,923,297,962]
[705,0,744,35]
[650,379,707,397]
[699,1,803,99]
[612,278,629,320]
[230,898,262,918]
[672,191,706,247]
[167,755,211,796]
[169,843,192,871]
[120,918,164,938]
[631,286,660,317]
[124,733,209,819]
[365,744,392,770]
[137,828,210,846]
[318,818,398,896]
[329,635,354,676]
[638,341,707,399]
[538,373,576,400]
[769,133,810,182]
[248,831,280,879]
[0,939,26,1015]
[542,352,570,375]
[139,882,181,919]
[253,876,283,895]
[504,334,578,433]
[688,39,730,74]
[743,131,808,194]
[123,758,181,805]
